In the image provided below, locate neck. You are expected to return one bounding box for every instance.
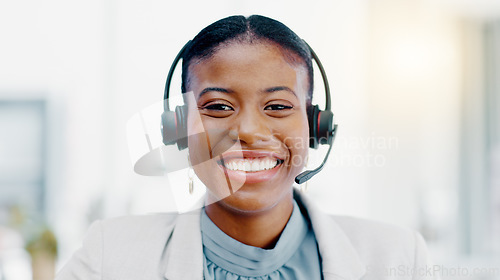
[204,191,294,249]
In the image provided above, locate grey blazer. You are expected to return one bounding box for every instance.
[56,191,437,280]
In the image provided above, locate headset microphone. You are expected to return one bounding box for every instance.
[162,41,338,185]
[295,124,337,184]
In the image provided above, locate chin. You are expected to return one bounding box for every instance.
[206,179,295,215]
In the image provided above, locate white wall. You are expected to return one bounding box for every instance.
[0,0,112,267]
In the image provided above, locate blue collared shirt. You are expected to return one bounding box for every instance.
[201,200,323,279]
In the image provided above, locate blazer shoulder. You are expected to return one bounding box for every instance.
[96,212,182,249]
[56,213,184,280]
[330,214,416,239]
[92,212,179,240]
[328,215,426,260]
[100,212,180,232]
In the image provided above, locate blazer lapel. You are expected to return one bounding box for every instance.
[162,208,204,280]
[162,191,366,280]
[295,190,367,280]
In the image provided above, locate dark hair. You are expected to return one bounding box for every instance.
[181,15,313,104]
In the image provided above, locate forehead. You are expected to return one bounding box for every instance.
[187,42,309,95]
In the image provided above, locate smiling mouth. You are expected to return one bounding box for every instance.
[217,157,284,172]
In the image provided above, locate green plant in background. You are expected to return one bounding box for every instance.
[3,204,59,279]
[25,227,58,258]
[7,205,57,258]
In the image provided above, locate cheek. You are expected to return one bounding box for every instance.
[186,109,209,164]
[279,113,309,168]
[186,109,230,170]
[186,112,246,198]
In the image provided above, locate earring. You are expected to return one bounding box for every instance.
[188,154,194,195]
[188,169,194,194]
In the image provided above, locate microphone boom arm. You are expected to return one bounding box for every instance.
[295,124,338,185]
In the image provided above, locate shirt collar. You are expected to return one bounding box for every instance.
[200,200,309,277]
[294,189,367,280]
[163,207,205,280]
[163,189,367,280]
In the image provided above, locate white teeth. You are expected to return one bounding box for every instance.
[259,160,266,171]
[262,159,270,170]
[251,161,259,171]
[223,158,279,172]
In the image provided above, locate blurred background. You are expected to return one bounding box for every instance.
[1,0,499,279]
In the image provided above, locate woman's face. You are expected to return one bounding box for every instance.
[186,42,309,213]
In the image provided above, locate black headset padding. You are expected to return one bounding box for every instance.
[175,105,188,150]
[318,110,334,145]
[161,105,188,150]
[308,105,320,149]
[161,110,177,146]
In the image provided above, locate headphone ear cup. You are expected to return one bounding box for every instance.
[161,110,177,146]
[317,110,334,145]
[308,105,320,149]
[175,105,188,150]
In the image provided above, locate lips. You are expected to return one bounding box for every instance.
[221,157,280,172]
[216,150,285,184]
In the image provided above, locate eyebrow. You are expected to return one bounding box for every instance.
[264,86,297,97]
[197,86,297,98]
[198,87,233,99]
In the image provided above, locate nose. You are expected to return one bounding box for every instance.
[229,108,272,146]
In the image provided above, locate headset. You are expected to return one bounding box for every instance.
[161,40,338,184]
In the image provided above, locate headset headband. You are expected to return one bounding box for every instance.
[163,40,331,112]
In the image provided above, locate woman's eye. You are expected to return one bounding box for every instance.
[203,103,234,111]
[264,104,293,110]
[199,102,235,118]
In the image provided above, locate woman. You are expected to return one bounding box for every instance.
[56,15,436,280]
